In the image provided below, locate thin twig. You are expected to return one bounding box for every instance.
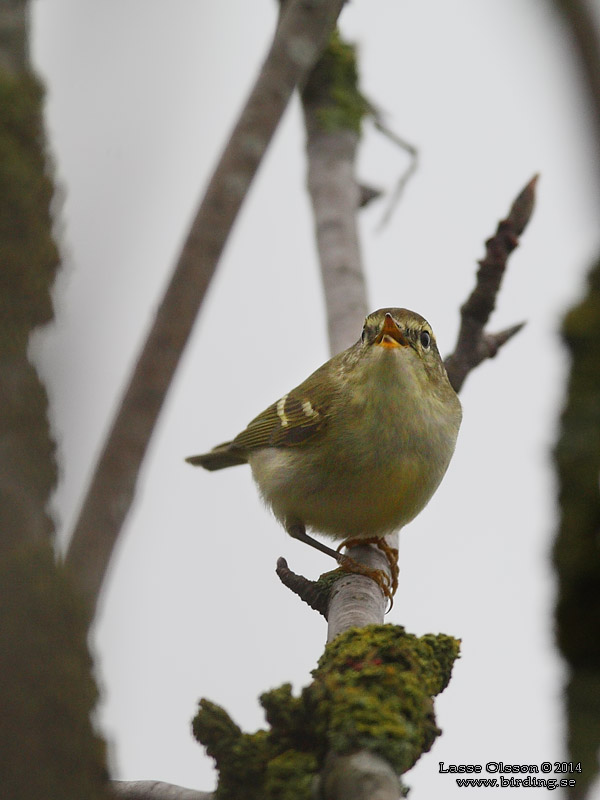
[358,183,383,207]
[372,116,419,231]
[444,175,537,393]
[64,0,346,620]
[276,557,331,617]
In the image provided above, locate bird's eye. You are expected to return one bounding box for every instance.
[361,327,368,343]
[420,330,431,349]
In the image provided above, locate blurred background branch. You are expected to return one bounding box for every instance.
[0,2,108,796]
[552,2,600,794]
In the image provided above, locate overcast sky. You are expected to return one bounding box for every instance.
[31,2,600,798]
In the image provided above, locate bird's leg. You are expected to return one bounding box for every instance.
[287,523,394,605]
[337,536,399,596]
[287,522,346,561]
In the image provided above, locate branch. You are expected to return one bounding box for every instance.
[551,5,600,796]
[275,557,331,617]
[320,752,403,800]
[0,37,60,555]
[444,175,537,393]
[304,121,367,355]
[192,626,457,799]
[110,781,212,800]
[372,115,418,231]
[295,28,399,641]
[554,255,600,797]
[64,0,347,620]
[301,29,370,355]
[325,542,392,643]
[0,0,28,75]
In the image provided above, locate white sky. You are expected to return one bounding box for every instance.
[30,2,600,798]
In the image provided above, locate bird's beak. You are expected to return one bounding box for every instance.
[374,313,409,348]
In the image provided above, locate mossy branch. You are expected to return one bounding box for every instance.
[301,27,370,356]
[302,29,370,135]
[192,626,460,800]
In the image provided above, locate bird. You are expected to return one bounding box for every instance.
[186,308,462,599]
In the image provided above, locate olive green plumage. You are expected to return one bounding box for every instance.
[187,308,461,543]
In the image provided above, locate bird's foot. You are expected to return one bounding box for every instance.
[286,522,398,609]
[336,554,394,608]
[336,536,399,606]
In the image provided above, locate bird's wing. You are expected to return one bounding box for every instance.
[233,367,334,451]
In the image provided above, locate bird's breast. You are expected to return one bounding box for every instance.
[249,351,460,540]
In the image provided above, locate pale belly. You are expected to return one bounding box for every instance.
[249,443,446,540]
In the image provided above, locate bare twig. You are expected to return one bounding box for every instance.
[325,546,391,643]
[275,557,331,617]
[110,780,212,800]
[372,116,419,231]
[444,175,537,393]
[64,0,346,620]
[358,183,383,207]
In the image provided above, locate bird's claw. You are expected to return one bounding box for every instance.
[336,536,399,611]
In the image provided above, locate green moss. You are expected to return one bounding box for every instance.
[0,65,60,547]
[306,626,460,773]
[265,750,317,800]
[193,625,460,798]
[0,69,59,350]
[302,29,369,134]
[192,700,271,800]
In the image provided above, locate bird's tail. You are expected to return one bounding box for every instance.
[185,442,247,471]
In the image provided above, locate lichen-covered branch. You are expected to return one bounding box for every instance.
[64,0,347,621]
[193,626,459,800]
[301,29,370,356]
[444,175,536,393]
